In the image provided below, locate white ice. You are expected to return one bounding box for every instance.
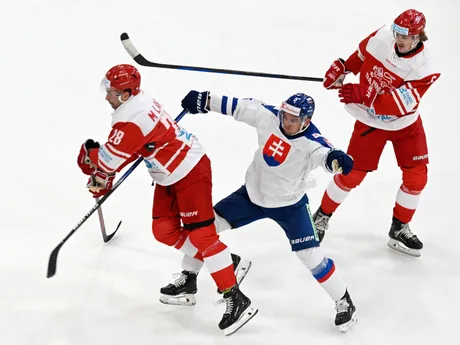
[1,0,459,344]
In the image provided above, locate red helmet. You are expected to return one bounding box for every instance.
[392,9,426,36]
[104,64,141,96]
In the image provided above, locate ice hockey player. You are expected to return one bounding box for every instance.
[175,90,357,332]
[313,9,440,257]
[76,64,257,336]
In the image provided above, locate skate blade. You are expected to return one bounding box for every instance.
[159,293,196,306]
[235,260,252,286]
[223,306,258,336]
[338,313,358,333]
[387,239,421,257]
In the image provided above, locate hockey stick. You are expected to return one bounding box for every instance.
[120,33,323,82]
[90,174,123,243]
[95,196,122,243]
[46,110,188,278]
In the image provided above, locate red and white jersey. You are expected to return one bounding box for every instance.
[90,91,205,186]
[343,25,440,130]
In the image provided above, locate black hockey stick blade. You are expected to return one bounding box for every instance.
[47,243,64,278]
[104,220,122,243]
[120,32,323,82]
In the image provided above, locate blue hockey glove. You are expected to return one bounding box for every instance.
[326,149,353,175]
[181,90,210,114]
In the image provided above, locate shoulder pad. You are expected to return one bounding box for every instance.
[304,123,334,149]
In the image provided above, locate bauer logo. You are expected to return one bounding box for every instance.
[413,154,428,161]
[180,211,198,217]
[262,134,291,166]
[291,235,316,245]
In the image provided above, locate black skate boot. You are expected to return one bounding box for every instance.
[387,217,423,257]
[218,286,258,336]
[313,207,332,243]
[159,271,197,306]
[335,290,357,333]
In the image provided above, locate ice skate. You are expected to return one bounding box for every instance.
[159,271,198,306]
[218,286,258,336]
[335,290,357,333]
[232,253,252,286]
[387,218,423,257]
[160,254,252,306]
[313,207,332,243]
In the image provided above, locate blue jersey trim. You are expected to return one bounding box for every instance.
[281,121,333,149]
[263,104,278,116]
[221,96,228,114]
[232,97,238,114]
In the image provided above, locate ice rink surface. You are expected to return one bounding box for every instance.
[1,1,459,344]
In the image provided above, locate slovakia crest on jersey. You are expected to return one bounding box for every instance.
[262,134,291,166]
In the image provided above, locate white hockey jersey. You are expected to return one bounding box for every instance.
[90,90,205,186]
[209,95,335,208]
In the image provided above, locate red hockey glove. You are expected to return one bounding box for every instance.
[87,170,115,198]
[338,83,378,108]
[77,139,100,175]
[323,58,348,89]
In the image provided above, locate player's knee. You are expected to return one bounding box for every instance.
[295,247,325,270]
[401,165,428,191]
[335,169,367,189]
[187,220,219,251]
[151,217,181,246]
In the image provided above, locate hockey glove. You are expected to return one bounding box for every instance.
[339,83,378,108]
[323,58,348,89]
[326,149,353,175]
[181,90,210,114]
[87,170,115,198]
[77,139,100,175]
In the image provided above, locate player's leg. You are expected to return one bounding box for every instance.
[150,185,200,306]
[176,156,258,335]
[160,184,265,307]
[389,118,428,257]
[314,121,386,242]
[213,185,266,285]
[269,197,357,332]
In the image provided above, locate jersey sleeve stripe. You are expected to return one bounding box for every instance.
[221,96,228,115]
[232,97,238,114]
[106,143,132,159]
[391,91,405,114]
[98,159,116,173]
[165,143,191,173]
[406,82,421,101]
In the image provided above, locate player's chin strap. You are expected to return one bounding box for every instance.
[288,120,311,136]
[410,37,420,50]
[298,121,311,134]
